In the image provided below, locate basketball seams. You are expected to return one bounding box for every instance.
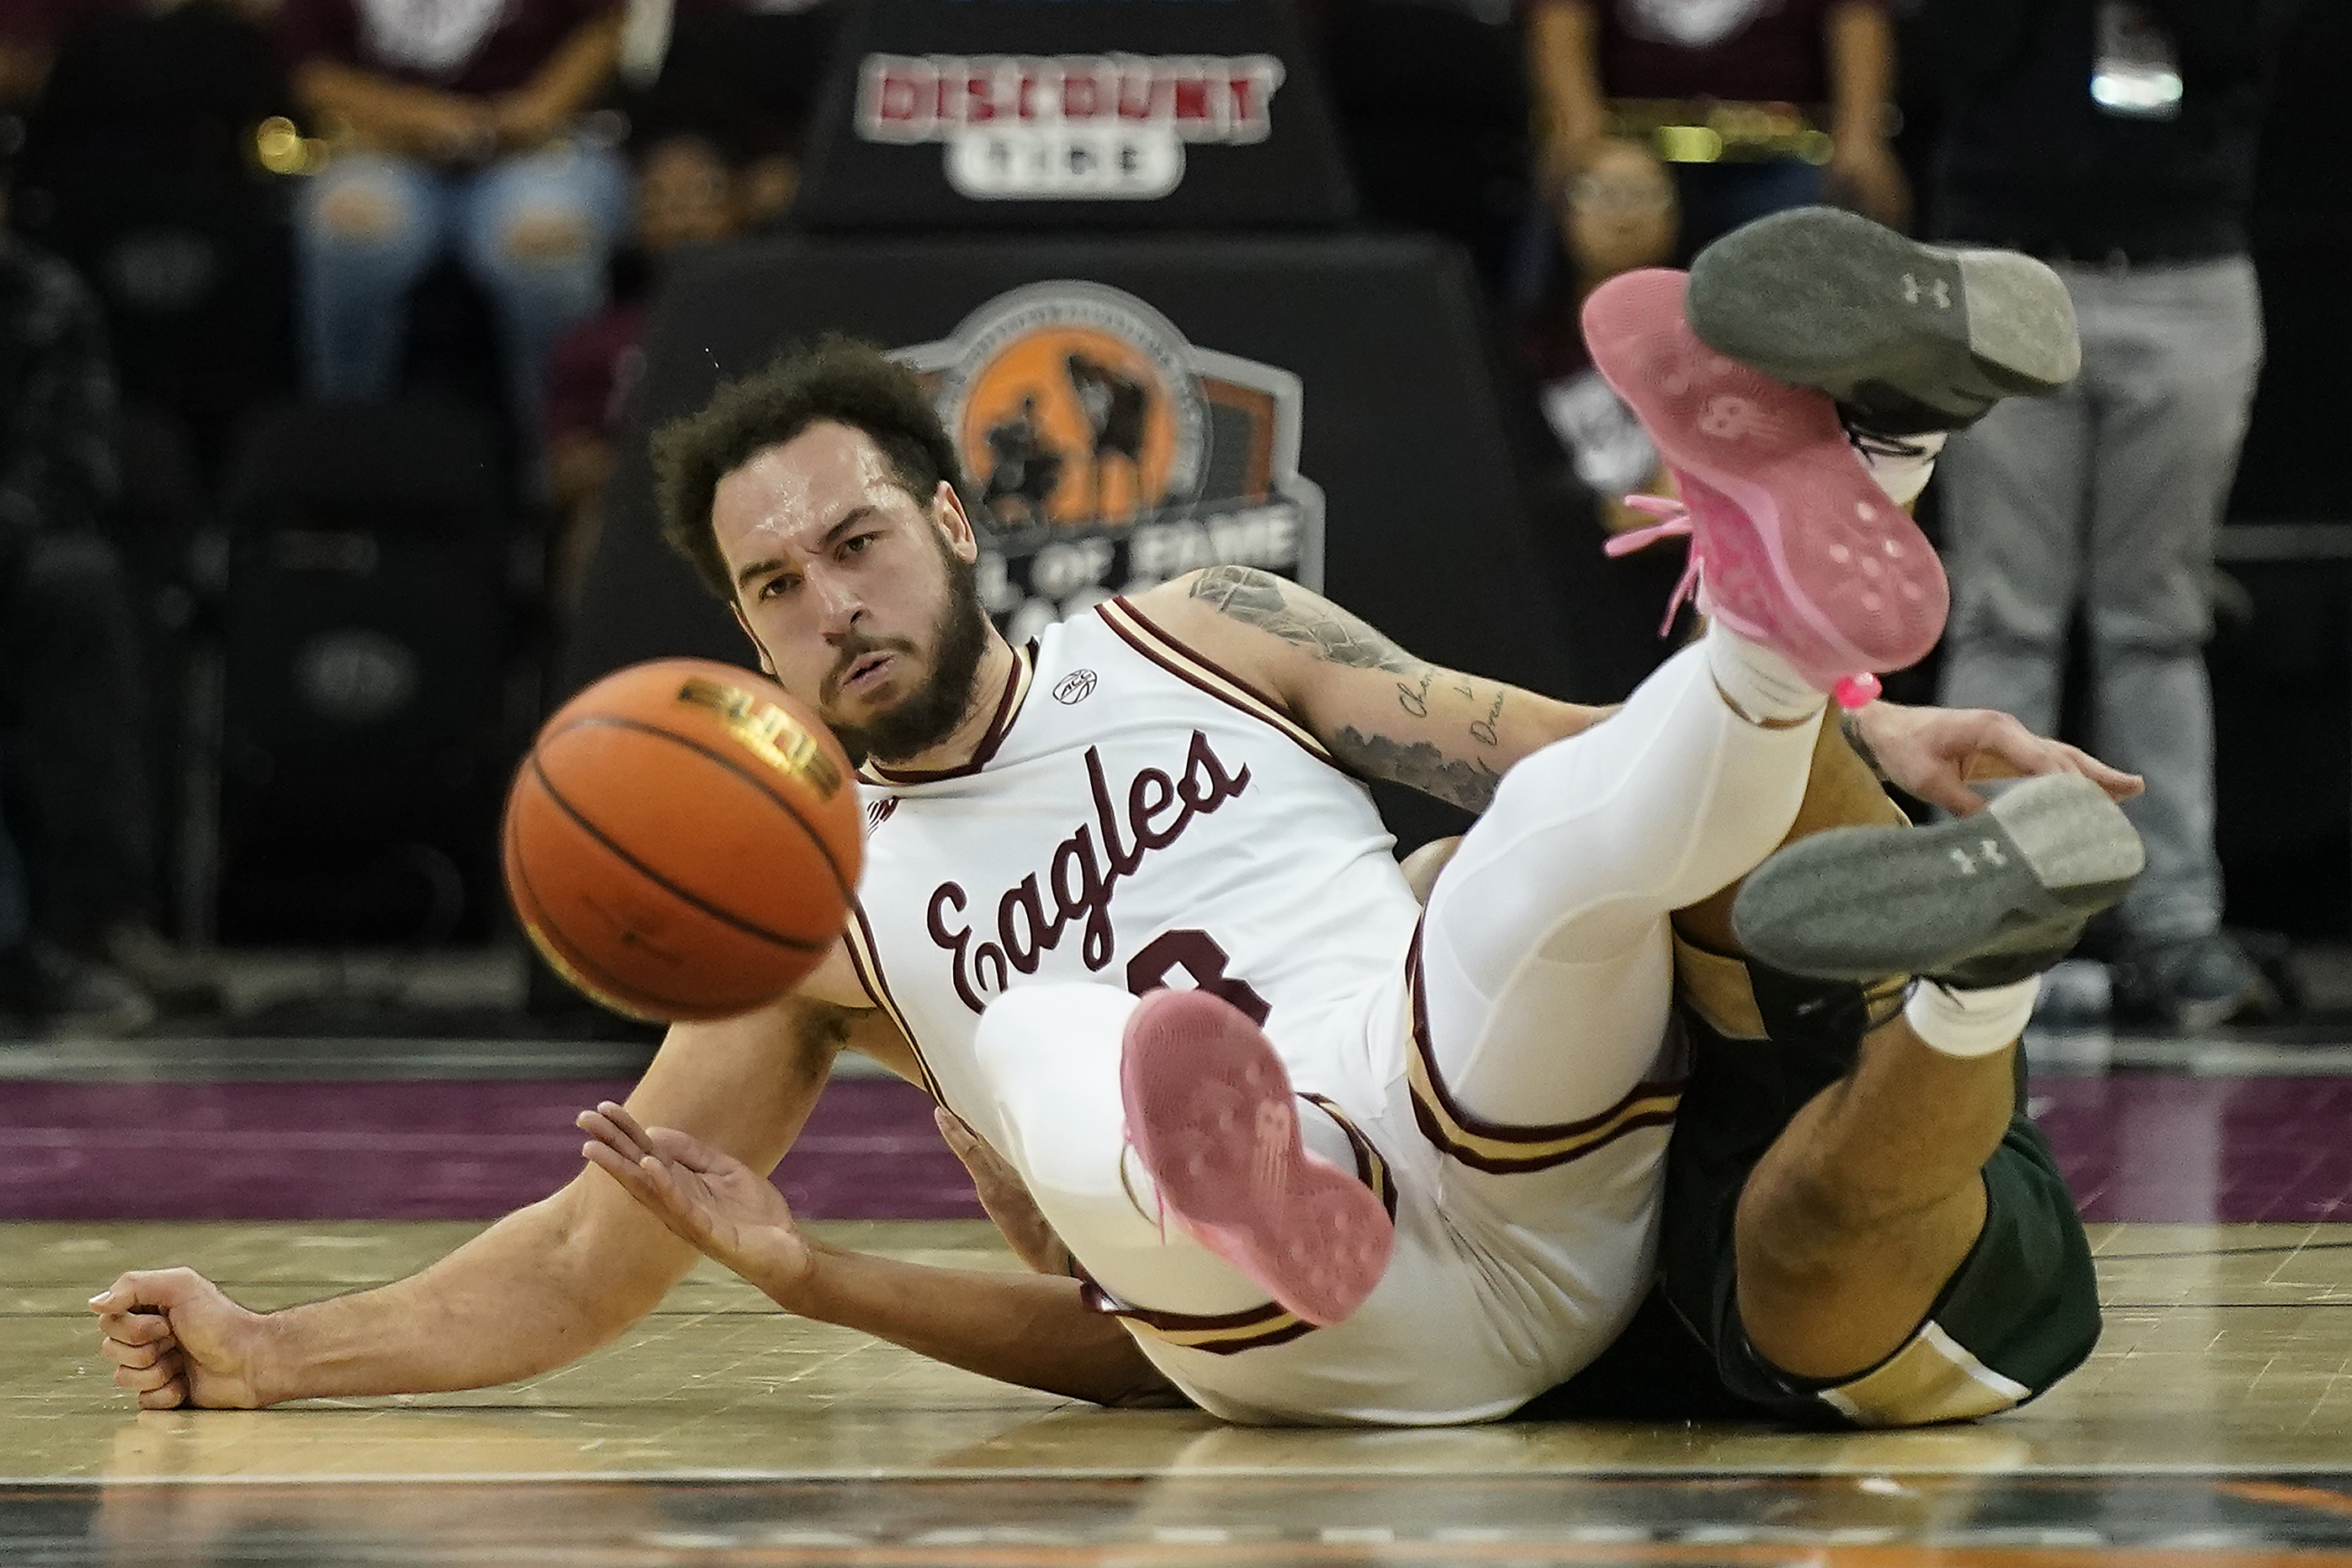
[505,805,764,1021]
[551,714,860,905]
[526,753,831,956]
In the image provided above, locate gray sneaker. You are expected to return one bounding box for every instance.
[2112,932,2281,1031]
[1730,774,2145,988]
[1685,205,2082,435]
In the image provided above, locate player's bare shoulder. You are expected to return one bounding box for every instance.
[1133,568,1422,693]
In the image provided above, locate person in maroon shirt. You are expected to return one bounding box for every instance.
[0,0,124,107]
[279,0,627,443]
[1525,0,1908,257]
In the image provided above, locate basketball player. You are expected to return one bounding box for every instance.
[93,211,2137,1426]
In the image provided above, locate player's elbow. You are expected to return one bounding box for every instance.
[534,1173,702,1337]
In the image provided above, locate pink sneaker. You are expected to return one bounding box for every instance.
[1583,268,1948,696]
[1119,990,1392,1328]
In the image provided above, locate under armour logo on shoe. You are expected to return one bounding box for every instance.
[1948,839,2008,875]
[1901,273,1952,310]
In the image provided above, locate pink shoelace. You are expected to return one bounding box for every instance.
[1601,490,1883,709]
[1603,492,1702,638]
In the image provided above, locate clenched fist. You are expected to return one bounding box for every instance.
[90,1269,276,1410]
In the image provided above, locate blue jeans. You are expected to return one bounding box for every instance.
[295,144,629,433]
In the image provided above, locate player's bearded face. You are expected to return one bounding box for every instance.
[821,527,990,765]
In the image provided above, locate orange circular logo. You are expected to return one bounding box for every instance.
[919,284,1210,537]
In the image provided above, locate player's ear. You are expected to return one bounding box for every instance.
[932,480,979,564]
[729,601,778,677]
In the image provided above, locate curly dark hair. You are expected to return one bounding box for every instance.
[652,336,964,601]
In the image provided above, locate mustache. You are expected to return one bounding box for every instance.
[821,633,919,703]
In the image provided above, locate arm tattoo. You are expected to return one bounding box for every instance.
[1839,709,1890,781]
[1188,565,1422,675]
[1330,728,1504,813]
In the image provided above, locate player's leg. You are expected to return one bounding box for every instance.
[1406,262,1949,1170]
[961,981,1391,1328]
[1415,683,2051,1396]
[1661,206,2114,1413]
[1650,951,2103,1427]
[1650,767,2133,1422]
[1655,727,1998,1380]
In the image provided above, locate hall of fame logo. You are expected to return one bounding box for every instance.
[895,282,1325,644]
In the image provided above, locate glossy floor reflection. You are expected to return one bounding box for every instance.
[8,1221,2352,1563]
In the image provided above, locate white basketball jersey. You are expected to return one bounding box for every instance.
[841,597,1425,1115]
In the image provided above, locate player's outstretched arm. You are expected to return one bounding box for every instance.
[1132,566,1615,813]
[1844,702,2143,816]
[88,984,865,1409]
[1134,567,2146,818]
[581,1103,1179,1407]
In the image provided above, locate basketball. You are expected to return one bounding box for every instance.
[502,659,863,1022]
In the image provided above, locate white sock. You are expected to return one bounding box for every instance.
[1705,626,1825,724]
[1857,431,1948,509]
[1904,975,2040,1058]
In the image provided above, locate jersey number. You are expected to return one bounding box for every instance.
[1126,929,1271,1025]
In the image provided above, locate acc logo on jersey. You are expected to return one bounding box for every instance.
[1053,669,1099,705]
[856,55,1284,201]
[896,282,1326,644]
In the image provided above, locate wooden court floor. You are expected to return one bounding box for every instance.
[7,1219,2352,1565]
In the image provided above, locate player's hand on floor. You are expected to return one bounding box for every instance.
[578,1101,817,1301]
[935,1108,1072,1277]
[1851,702,2143,818]
[89,1269,273,1410]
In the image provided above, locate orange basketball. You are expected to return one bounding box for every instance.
[502,658,862,1022]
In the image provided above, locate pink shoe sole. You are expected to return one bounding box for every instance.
[1119,990,1393,1328]
[1583,269,1949,689]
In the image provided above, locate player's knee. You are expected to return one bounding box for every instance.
[1735,1153,1974,1277]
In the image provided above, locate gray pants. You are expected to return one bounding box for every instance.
[1936,255,2264,943]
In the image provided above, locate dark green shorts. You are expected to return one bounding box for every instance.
[1525,956,2100,1428]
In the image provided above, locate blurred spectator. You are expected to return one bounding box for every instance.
[0,0,121,109]
[11,0,294,466]
[0,156,173,1034]
[542,128,743,614]
[279,0,628,444]
[1515,136,1676,535]
[1524,0,1908,259]
[612,0,835,229]
[1508,135,1697,699]
[1925,0,2305,1027]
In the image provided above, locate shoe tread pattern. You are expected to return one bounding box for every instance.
[1120,990,1392,1327]
[1585,269,1947,681]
